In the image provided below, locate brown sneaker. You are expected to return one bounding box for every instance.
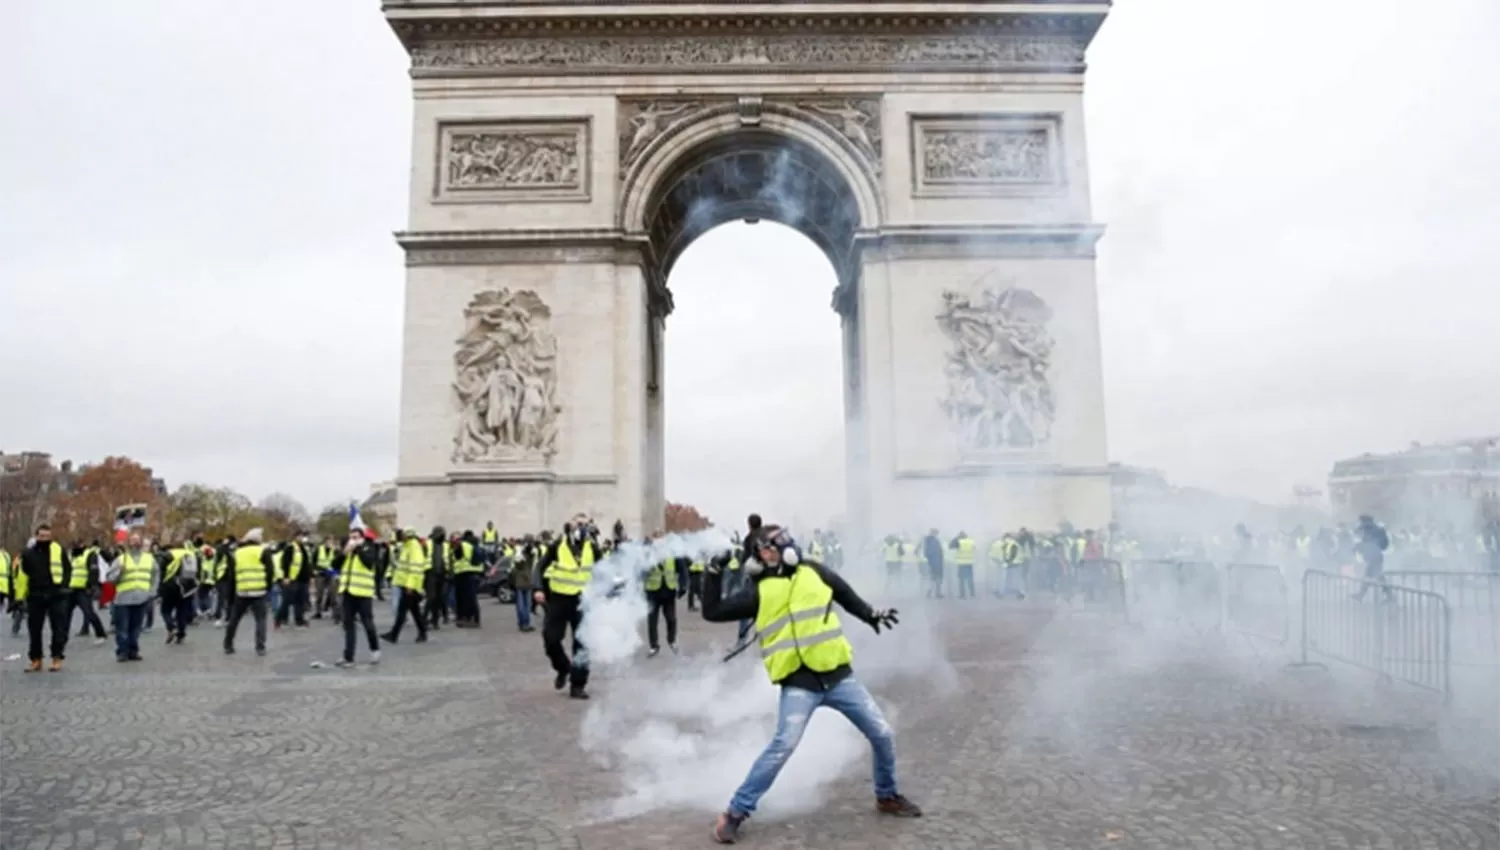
[876,794,922,817]
[712,811,746,844]
[48,658,63,673]
[25,659,42,673]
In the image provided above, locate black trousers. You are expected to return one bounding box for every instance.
[160,584,196,639]
[224,595,268,652]
[542,593,588,689]
[390,589,426,640]
[72,589,107,638]
[686,572,703,610]
[454,572,480,624]
[27,592,70,661]
[214,585,234,620]
[926,566,946,598]
[646,590,677,649]
[276,581,309,626]
[425,574,449,626]
[341,594,379,661]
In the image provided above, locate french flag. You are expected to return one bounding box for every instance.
[348,501,366,533]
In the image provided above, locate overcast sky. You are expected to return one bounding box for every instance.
[2,0,1496,527]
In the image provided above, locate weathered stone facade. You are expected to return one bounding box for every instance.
[386,1,1113,536]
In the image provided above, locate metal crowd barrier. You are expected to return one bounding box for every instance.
[1293,570,1451,702]
[1384,571,1499,698]
[1224,562,1290,644]
[1123,559,1224,634]
[1064,559,1127,614]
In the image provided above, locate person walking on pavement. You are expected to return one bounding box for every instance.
[534,518,598,699]
[106,532,159,662]
[921,529,946,599]
[159,538,199,645]
[700,524,921,843]
[511,534,538,633]
[19,525,72,672]
[334,528,384,667]
[948,530,976,599]
[381,528,429,645]
[643,532,680,656]
[275,531,312,629]
[223,528,275,656]
[424,525,450,630]
[69,542,109,643]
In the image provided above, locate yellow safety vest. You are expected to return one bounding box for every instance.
[952,537,976,565]
[339,551,377,598]
[0,550,11,597]
[42,541,65,586]
[482,528,498,544]
[117,551,155,595]
[546,541,595,596]
[280,543,304,582]
[901,542,921,566]
[987,540,1006,564]
[883,541,902,563]
[316,545,335,569]
[644,559,678,592]
[728,556,741,571]
[755,565,853,684]
[451,541,481,575]
[394,539,429,592]
[809,541,825,562]
[69,550,93,589]
[234,544,268,595]
[165,547,190,582]
[688,560,705,574]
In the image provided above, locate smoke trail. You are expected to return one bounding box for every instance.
[574,527,955,822]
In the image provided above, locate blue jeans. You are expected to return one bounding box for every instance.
[729,674,898,817]
[514,589,532,629]
[390,585,403,617]
[114,602,147,659]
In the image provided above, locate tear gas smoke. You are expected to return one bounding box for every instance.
[573,527,956,822]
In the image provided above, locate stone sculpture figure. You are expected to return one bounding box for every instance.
[452,289,562,464]
[937,283,1057,452]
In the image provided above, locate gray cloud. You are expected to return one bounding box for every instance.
[2,0,1496,524]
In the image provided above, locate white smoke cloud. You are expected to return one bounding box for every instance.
[573,528,956,822]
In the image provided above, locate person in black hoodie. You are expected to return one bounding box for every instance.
[1351,515,1392,601]
[425,525,449,629]
[533,520,599,699]
[701,524,920,843]
[20,524,72,672]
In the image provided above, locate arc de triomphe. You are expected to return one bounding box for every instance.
[385,0,1112,538]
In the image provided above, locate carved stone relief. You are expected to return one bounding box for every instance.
[438,122,588,201]
[913,114,1063,197]
[618,99,718,175]
[937,282,1056,453]
[410,35,1085,76]
[452,289,562,465]
[781,98,882,176]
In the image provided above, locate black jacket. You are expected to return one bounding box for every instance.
[20,540,70,595]
[701,560,878,692]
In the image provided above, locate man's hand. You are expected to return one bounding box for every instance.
[868,609,899,634]
[533,590,545,605]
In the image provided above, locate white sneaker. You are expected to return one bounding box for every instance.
[370,650,381,664]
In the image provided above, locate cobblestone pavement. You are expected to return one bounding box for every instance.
[2,595,1497,850]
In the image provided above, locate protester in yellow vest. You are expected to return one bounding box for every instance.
[19,524,72,672]
[534,519,598,699]
[451,531,483,629]
[224,528,275,657]
[66,543,108,641]
[698,524,920,843]
[159,540,199,646]
[382,529,430,645]
[642,531,680,656]
[948,531,977,599]
[333,528,384,667]
[106,532,160,663]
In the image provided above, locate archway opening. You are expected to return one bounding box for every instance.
[639,129,868,535]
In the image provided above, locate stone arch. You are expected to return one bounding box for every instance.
[619,107,883,290]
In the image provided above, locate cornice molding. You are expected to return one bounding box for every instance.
[387,11,1104,76]
[397,228,647,266]
[857,223,1105,259]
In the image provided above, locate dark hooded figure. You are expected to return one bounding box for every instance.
[425,525,449,629]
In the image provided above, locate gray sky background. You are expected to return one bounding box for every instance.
[2,0,1496,527]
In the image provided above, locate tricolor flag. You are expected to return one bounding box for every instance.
[348,501,366,533]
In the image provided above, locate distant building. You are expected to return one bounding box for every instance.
[1328,437,1500,527]
[1109,462,1321,536]
[362,480,398,533]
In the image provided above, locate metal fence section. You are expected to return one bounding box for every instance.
[1224,562,1289,644]
[1296,570,1451,701]
[1064,559,1127,614]
[1384,571,1499,702]
[1124,559,1223,634]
